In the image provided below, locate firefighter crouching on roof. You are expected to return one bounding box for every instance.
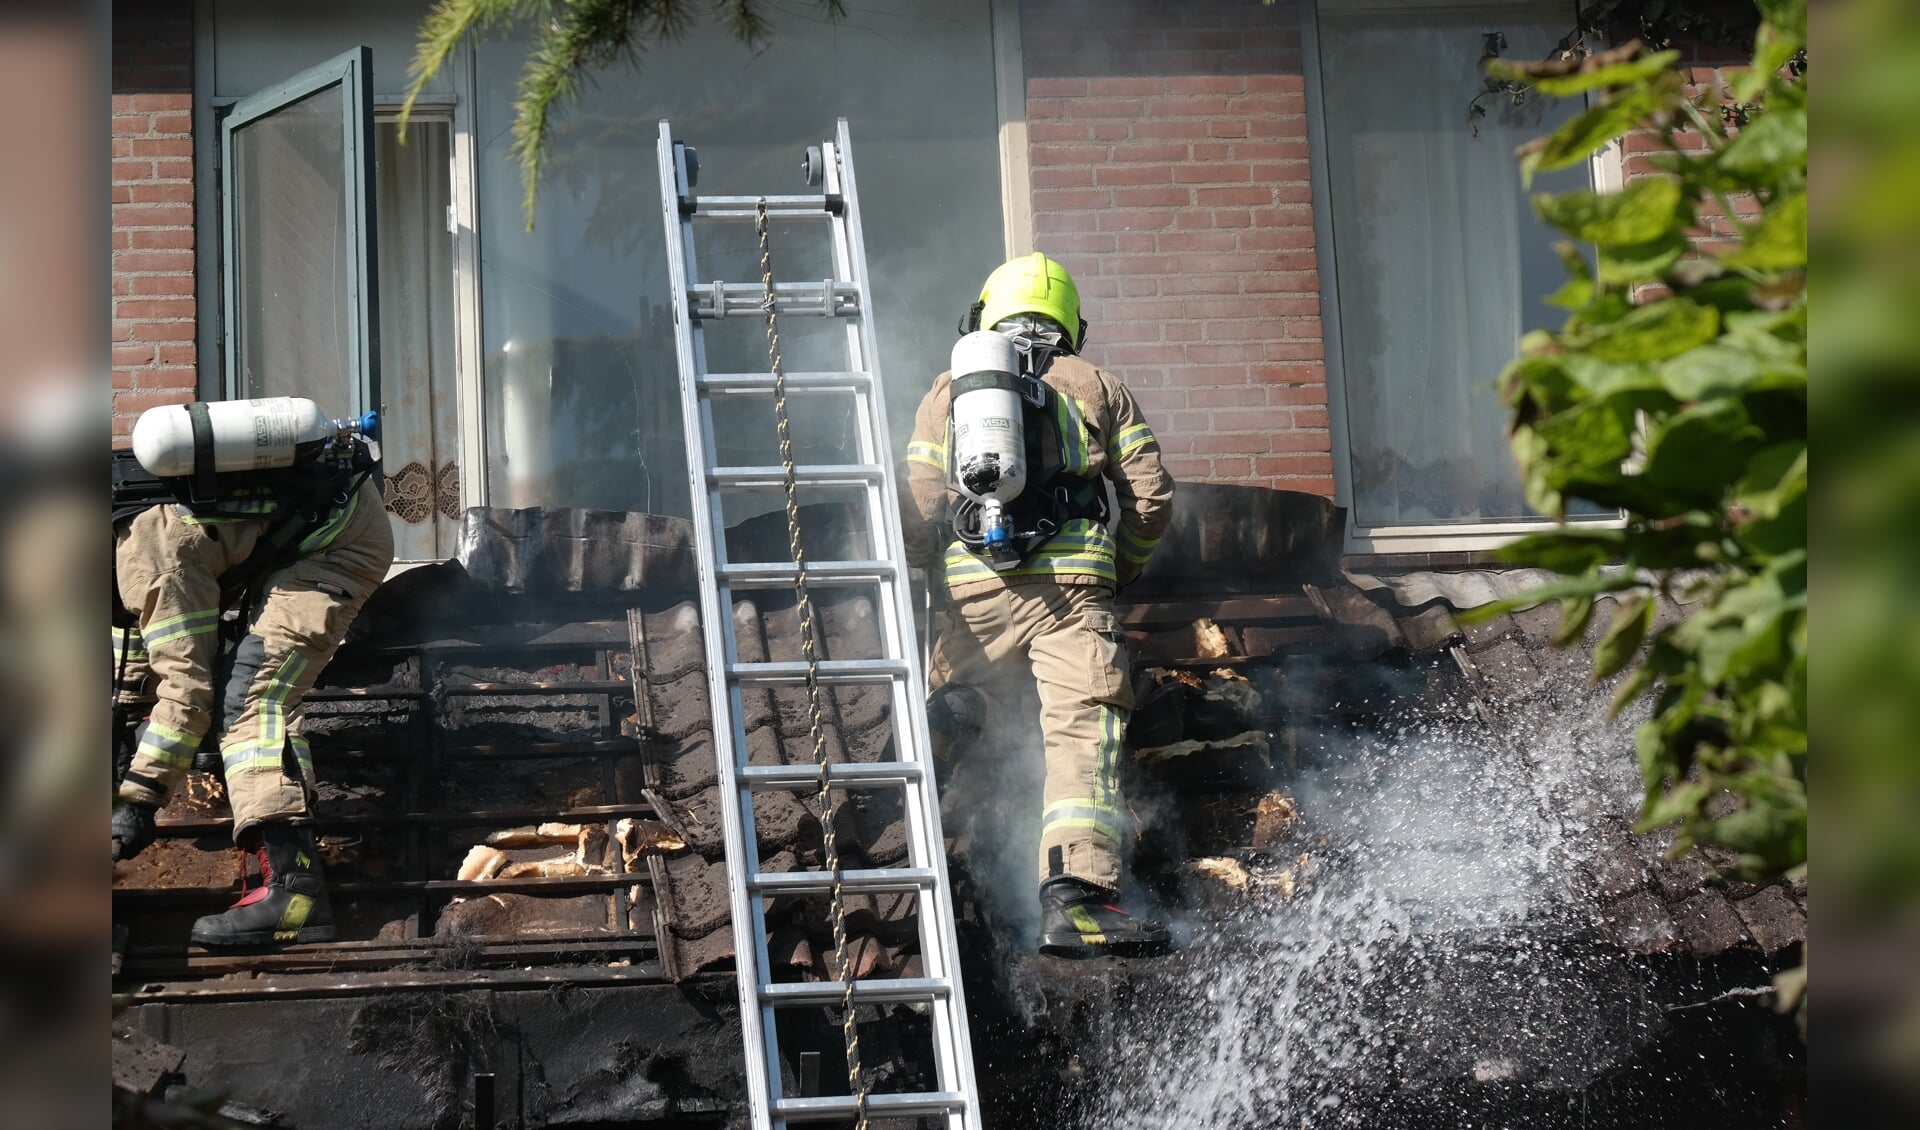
[901,253,1176,957]
[111,397,393,947]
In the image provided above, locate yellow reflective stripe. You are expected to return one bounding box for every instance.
[1055,396,1092,474]
[112,629,148,658]
[943,555,1117,584]
[1042,797,1124,844]
[289,733,314,780]
[221,750,292,775]
[1064,906,1106,940]
[135,719,201,767]
[1117,525,1162,565]
[298,489,359,553]
[247,650,311,750]
[1112,422,1158,459]
[144,608,220,645]
[276,892,315,935]
[1097,705,1123,810]
[907,441,947,471]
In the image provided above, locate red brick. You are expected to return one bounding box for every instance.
[1251,207,1315,227]
[1130,119,1210,140]
[1184,297,1271,319]
[1090,122,1132,141]
[1189,386,1266,408]
[1291,408,1330,429]
[1100,344,1187,366]
[129,137,192,158]
[112,137,134,158]
[1030,144,1110,167]
[129,228,194,250]
[1209,454,1255,478]
[114,368,135,390]
[116,202,194,227]
[1195,186,1272,206]
[1165,75,1245,95]
[1161,274,1240,296]
[1161,455,1213,479]
[129,182,193,204]
[1253,371,1328,396]
[1094,165,1174,187]
[1105,299,1186,321]
[1113,232,1157,253]
[116,249,194,273]
[1174,163,1251,184]
[1213,210,1254,231]
[1237,228,1316,251]
[157,344,197,365]
[1110,186,1191,208]
[1098,210,1174,231]
[1110,142,1190,163]
[1207,119,1251,139]
[113,343,155,366]
[1037,211,1100,234]
[1032,167,1096,189]
[138,368,200,390]
[1130,388,1190,414]
[153,159,194,181]
[1087,76,1167,96]
[116,297,195,319]
[113,159,151,181]
[1102,254,1179,276]
[1028,77,1089,98]
[115,389,196,414]
[126,93,192,112]
[1246,74,1306,94]
[1201,319,1282,341]
[1261,341,1325,361]
[1029,121,1092,143]
[128,320,195,343]
[151,113,192,135]
[127,274,195,297]
[1255,454,1334,476]
[1239,272,1317,295]
[1247,250,1319,272]
[1145,95,1230,116]
[1074,98,1148,118]
[1157,230,1237,253]
[1185,343,1264,364]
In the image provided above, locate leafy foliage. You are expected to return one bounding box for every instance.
[1473,0,1806,880]
[400,0,842,228]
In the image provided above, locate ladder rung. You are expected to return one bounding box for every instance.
[774,1092,969,1121]
[719,560,895,588]
[708,464,884,489]
[750,867,937,895]
[691,281,859,320]
[688,193,837,217]
[726,658,909,685]
[737,762,924,790]
[760,977,951,1007]
[697,370,872,393]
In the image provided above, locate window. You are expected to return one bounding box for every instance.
[471,0,1008,518]
[1311,1,1615,547]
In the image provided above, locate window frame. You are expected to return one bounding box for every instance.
[217,44,381,416]
[1302,0,1626,554]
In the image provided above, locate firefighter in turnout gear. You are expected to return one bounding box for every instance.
[903,253,1175,957]
[111,399,393,947]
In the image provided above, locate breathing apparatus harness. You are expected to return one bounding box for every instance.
[947,316,1109,568]
[111,415,381,622]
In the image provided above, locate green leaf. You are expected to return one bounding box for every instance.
[1534,178,1684,245]
[1734,21,1805,103]
[1593,595,1655,679]
[1733,442,1807,520]
[1580,298,1721,362]
[1720,191,1807,272]
[1598,231,1689,284]
[1562,354,1667,398]
[1754,0,1808,34]
[1554,592,1597,647]
[1518,82,1672,185]
[1718,106,1808,185]
[1521,48,1682,98]
[1660,342,1767,399]
[1643,398,1764,504]
[1455,570,1640,623]
[1493,528,1625,572]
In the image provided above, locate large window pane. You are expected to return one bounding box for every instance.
[1321,6,1601,526]
[231,88,352,410]
[474,1,1006,516]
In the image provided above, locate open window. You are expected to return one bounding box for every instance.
[220,45,379,419]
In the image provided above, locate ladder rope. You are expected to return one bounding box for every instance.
[757,199,871,1128]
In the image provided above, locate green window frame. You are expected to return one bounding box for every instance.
[219,45,380,416]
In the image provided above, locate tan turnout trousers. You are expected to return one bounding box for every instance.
[931,582,1134,891]
[114,481,393,837]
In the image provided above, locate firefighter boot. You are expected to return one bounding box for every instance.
[190,821,336,946]
[111,800,159,863]
[1038,876,1171,958]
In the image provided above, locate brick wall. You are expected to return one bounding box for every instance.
[112,0,196,440]
[1020,0,1331,496]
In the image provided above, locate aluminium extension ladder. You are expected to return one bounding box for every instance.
[654,120,983,1129]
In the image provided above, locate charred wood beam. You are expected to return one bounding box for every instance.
[1118,595,1318,628]
[145,801,664,838]
[119,933,659,980]
[115,961,682,1004]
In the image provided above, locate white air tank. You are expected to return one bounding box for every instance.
[949,331,1028,561]
[130,397,356,477]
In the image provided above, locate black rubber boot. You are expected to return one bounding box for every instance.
[190,822,336,946]
[1038,876,1171,958]
[111,800,159,863]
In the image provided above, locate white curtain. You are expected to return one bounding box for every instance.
[1321,9,1587,526]
[374,119,460,562]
